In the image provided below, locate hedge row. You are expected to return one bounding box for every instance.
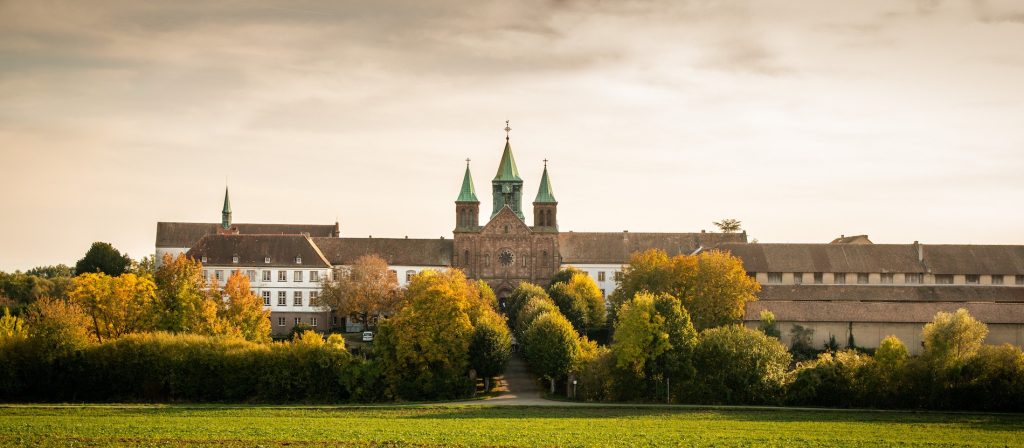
[0,332,384,403]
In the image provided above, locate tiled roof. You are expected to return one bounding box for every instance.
[921,245,1024,275]
[757,284,1024,303]
[558,231,748,264]
[312,237,453,267]
[186,234,331,268]
[156,222,338,248]
[717,243,925,274]
[745,300,1024,324]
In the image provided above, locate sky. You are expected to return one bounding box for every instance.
[1,0,1023,271]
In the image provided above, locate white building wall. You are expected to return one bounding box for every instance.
[203,265,331,314]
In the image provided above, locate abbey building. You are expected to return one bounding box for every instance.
[156,127,1024,352]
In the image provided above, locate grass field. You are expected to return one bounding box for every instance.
[1,404,1022,447]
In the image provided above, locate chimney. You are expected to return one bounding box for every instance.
[913,241,923,262]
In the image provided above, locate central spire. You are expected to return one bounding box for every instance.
[221,186,232,230]
[491,121,525,220]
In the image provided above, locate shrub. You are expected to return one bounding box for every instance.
[690,325,791,405]
[788,349,878,407]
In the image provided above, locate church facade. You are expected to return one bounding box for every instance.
[157,126,1024,352]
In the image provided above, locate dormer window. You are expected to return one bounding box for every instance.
[295,256,302,264]
[264,256,271,264]
[232,255,239,264]
[201,256,207,263]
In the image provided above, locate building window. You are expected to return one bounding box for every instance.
[615,271,623,282]
[261,270,270,282]
[905,273,922,284]
[767,272,782,284]
[834,273,846,284]
[293,291,303,306]
[278,271,287,282]
[278,291,287,306]
[485,254,490,267]
[332,316,338,326]
[294,271,303,282]
[277,317,285,326]
[857,273,869,284]
[406,270,415,282]
[310,291,319,305]
[264,256,271,264]
[246,270,256,282]
[201,256,208,263]
[1017,275,1024,286]
[793,273,803,285]
[542,251,549,267]
[214,270,223,281]
[464,250,471,266]
[310,317,318,327]
[295,256,302,264]
[310,271,320,282]
[262,291,271,306]
[881,273,894,284]
[936,274,954,285]
[813,272,823,284]
[232,255,239,264]
[598,272,606,282]
[966,275,980,285]
[294,317,302,326]
[992,275,1004,285]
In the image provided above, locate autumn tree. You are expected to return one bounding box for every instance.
[548,266,587,289]
[713,218,742,233]
[23,297,94,360]
[523,311,581,394]
[549,272,606,335]
[317,254,400,331]
[611,292,697,401]
[68,272,157,342]
[514,294,559,338]
[216,271,271,343]
[1,307,26,342]
[609,249,759,330]
[75,242,132,276]
[375,269,477,399]
[153,253,219,335]
[692,325,791,404]
[922,308,989,369]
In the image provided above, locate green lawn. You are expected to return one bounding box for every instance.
[0,405,1021,447]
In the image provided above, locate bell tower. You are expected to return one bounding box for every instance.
[532,160,557,230]
[455,159,480,230]
[492,121,525,220]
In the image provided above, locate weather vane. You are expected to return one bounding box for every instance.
[504,120,511,139]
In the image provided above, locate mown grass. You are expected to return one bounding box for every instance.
[0,404,1021,447]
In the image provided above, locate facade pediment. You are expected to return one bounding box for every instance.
[480,206,532,236]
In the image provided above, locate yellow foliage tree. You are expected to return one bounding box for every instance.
[68,272,157,342]
[317,254,400,330]
[214,271,271,343]
[154,253,220,335]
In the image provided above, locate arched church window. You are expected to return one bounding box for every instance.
[542,251,549,266]
[504,225,509,234]
[464,250,470,266]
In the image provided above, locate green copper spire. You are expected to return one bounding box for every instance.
[493,121,521,182]
[534,160,557,203]
[456,159,479,202]
[221,186,232,229]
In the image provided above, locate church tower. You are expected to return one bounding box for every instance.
[221,186,232,229]
[455,159,480,230]
[532,161,557,230]
[492,121,525,221]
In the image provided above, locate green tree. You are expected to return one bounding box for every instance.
[549,272,606,335]
[216,271,271,343]
[469,316,512,391]
[68,272,157,342]
[130,255,156,278]
[375,269,477,399]
[25,264,74,279]
[757,310,780,338]
[23,297,94,360]
[922,308,988,369]
[523,311,581,394]
[74,242,132,276]
[611,292,697,401]
[505,283,549,325]
[548,266,587,289]
[713,218,743,233]
[692,325,791,404]
[153,253,219,334]
[609,249,673,320]
[0,307,26,342]
[317,254,400,331]
[515,295,559,338]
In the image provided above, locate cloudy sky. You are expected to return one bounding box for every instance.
[1,0,1023,271]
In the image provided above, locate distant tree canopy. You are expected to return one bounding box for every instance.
[713,219,743,233]
[317,254,400,330]
[609,249,760,330]
[75,242,132,276]
[548,271,605,335]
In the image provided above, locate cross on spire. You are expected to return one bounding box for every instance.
[466,157,471,166]
[543,158,548,167]
[504,120,511,140]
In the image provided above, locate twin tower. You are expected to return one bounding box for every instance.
[454,127,557,231]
